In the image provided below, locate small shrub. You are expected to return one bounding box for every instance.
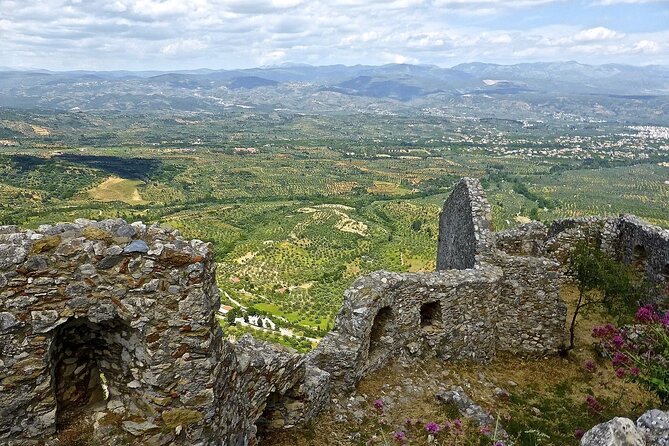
[593,304,669,405]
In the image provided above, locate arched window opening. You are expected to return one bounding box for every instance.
[631,245,647,275]
[50,318,133,433]
[420,301,442,330]
[368,306,393,360]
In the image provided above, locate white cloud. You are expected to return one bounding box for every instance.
[594,0,669,4]
[632,39,662,53]
[573,26,624,42]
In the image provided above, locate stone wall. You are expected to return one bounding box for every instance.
[542,215,669,287]
[436,178,495,270]
[0,219,225,445]
[490,252,566,354]
[218,335,329,446]
[0,219,330,446]
[309,267,503,391]
[617,215,669,284]
[435,178,568,356]
[495,221,547,256]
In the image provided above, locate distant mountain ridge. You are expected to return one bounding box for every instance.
[0,62,667,120]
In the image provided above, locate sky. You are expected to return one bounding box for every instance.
[1,0,669,71]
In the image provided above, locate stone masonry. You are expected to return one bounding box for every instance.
[1,177,667,445]
[436,178,568,355]
[0,219,225,444]
[0,219,318,446]
[437,177,495,270]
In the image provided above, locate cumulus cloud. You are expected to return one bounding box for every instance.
[573,26,624,42]
[0,0,667,69]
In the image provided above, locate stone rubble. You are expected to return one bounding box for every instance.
[581,410,669,446]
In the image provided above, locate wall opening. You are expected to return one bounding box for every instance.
[50,318,133,432]
[632,245,647,275]
[255,391,289,443]
[420,301,442,330]
[368,306,392,360]
[663,264,669,282]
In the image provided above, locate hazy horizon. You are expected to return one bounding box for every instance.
[2,0,669,71]
[3,59,669,74]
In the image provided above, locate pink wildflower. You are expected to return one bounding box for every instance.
[585,395,603,414]
[636,305,657,324]
[612,352,628,367]
[393,431,407,442]
[583,360,597,372]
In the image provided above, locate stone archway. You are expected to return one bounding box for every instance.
[631,244,647,275]
[49,317,137,432]
[368,306,393,362]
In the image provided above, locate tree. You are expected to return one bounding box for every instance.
[567,242,649,350]
[225,308,239,325]
[568,243,603,350]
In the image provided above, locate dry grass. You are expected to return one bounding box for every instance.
[88,176,147,204]
[366,181,409,196]
[30,124,50,136]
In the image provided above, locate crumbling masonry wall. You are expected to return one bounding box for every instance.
[436,177,495,270]
[510,215,669,288]
[309,267,503,392]
[0,219,225,444]
[436,178,568,355]
[0,219,324,446]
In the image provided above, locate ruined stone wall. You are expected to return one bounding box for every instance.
[542,216,617,264]
[436,178,495,270]
[0,219,331,446]
[495,221,547,257]
[217,335,329,446]
[435,178,568,357]
[617,215,669,284]
[0,219,225,445]
[490,253,567,354]
[542,215,669,287]
[309,267,503,391]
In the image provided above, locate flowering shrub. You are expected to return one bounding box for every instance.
[592,304,669,404]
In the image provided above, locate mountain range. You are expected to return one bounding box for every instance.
[1,62,668,122]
